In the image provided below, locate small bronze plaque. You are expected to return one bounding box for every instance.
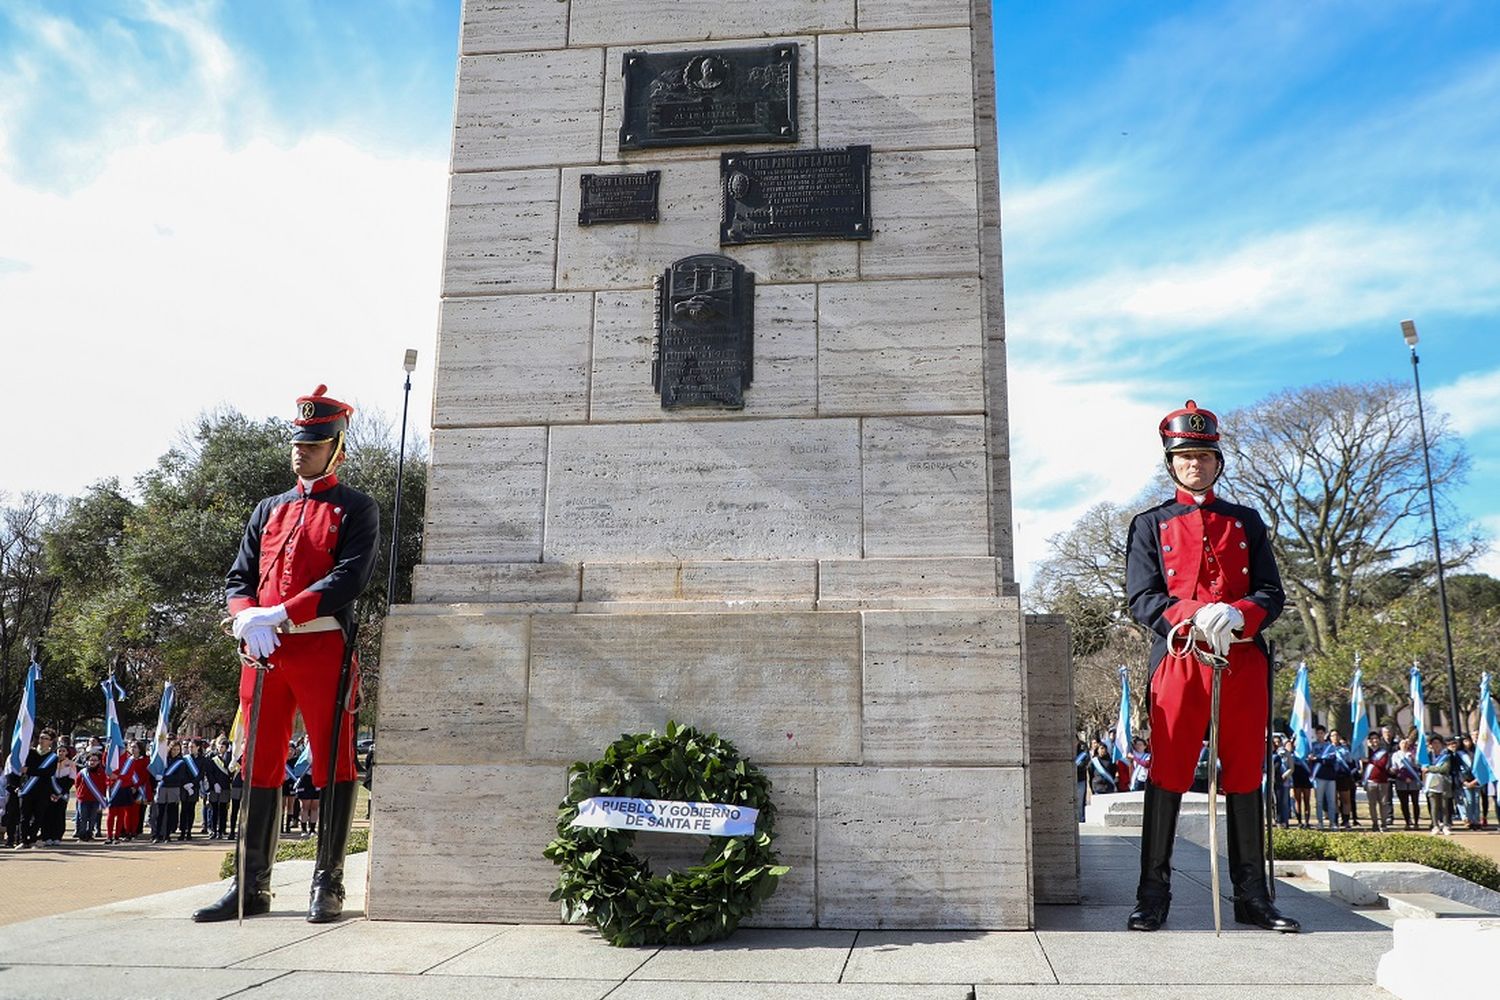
[620,45,797,151]
[652,254,755,410]
[721,145,872,244]
[579,171,660,225]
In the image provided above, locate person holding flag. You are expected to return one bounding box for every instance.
[1123,400,1299,933]
[1475,674,1500,829]
[192,385,378,924]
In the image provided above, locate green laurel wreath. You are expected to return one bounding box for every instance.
[544,721,789,947]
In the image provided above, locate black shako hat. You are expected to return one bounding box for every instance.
[1159,399,1222,456]
[292,384,353,444]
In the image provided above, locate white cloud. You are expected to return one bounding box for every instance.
[0,131,447,498]
[1431,367,1500,436]
[1007,362,1171,588]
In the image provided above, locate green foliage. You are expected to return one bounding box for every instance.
[544,722,789,947]
[1273,828,1500,891]
[219,828,370,879]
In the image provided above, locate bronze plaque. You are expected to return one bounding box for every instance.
[652,254,755,409]
[721,145,872,244]
[579,171,660,225]
[620,45,797,151]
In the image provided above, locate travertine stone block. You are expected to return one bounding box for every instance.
[589,285,817,421]
[600,39,819,165]
[423,427,547,563]
[557,162,855,289]
[862,415,990,556]
[1029,757,1081,904]
[460,0,569,54]
[1024,614,1076,762]
[863,150,979,278]
[525,612,862,764]
[434,293,591,425]
[376,614,529,763]
[856,0,970,30]
[544,420,862,560]
[570,0,854,45]
[816,767,1029,928]
[443,170,559,295]
[819,279,984,415]
[580,560,817,601]
[860,609,1023,765]
[818,29,975,150]
[574,598,816,614]
[412,562,581,604]
[818,557,997,600]
[369,763,563,922]
[453,49,603,171]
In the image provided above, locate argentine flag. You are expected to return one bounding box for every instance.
[102,676,127,773]
[1349,657,1370,758]
[289,739,313,781]
[148,680,175,778]
[1474,673,1500,786]
[5,659,42,778]
[1411,664,1430,767]
[1110,666,1132,764]
[1290,661,1315,757]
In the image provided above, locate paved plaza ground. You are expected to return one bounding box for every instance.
[0,824,1418,999]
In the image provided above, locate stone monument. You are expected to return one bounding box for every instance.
[369,0,1078,929]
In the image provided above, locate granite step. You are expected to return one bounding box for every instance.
[1380,892,1492,919]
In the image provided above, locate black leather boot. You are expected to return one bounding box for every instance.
[1128,783,1183,931]
[1226,791,1300,932]
[192,788,281,922]
[307,781,357,923]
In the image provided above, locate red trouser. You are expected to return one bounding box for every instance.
[237,630,358,790]
[1148,642,1268,794]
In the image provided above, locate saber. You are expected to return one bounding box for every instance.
[319,616,360,834]
[1206,654,1227,936]
[1265,641,1278,902]
[223,617,270,928]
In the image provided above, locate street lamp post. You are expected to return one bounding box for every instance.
[1401,319,1463,737]
[386,349,418,608]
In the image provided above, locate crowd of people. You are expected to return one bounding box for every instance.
[1077,723,1493,836]
[2,726,359,849]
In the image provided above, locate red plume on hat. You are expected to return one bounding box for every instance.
[1158,399,1221,455]
[292,385,354,443]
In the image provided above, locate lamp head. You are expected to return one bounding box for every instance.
[403,349,418,373]
[1400,319,1418,347]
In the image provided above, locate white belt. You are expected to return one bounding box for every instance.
[278,616,343,635]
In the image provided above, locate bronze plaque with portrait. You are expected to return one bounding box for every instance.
[720,145,872,244]
[620,45,798,151]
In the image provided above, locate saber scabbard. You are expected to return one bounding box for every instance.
[237,654,270,927]
[1207,658,1226,937]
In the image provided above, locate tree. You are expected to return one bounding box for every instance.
[0,493,61,741]
[1220,381,1475,657]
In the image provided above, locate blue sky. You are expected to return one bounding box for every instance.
[1,1,1496,583]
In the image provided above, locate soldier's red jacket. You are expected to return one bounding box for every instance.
[1125,487,1285,794]
[1126,487,1284,678]
[225,474,379,632]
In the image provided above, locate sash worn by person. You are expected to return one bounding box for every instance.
[193,386,378,924]
[1124,400,1299,933]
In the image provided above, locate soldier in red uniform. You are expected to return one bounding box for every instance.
[1124,401,1299,933]
[193,386,378,923]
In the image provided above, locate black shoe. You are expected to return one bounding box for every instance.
[1226,791,1300,933]
[307,781,357,923]
[192,787,281,923]
[1128,783,1183,932]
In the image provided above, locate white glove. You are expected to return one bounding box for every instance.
[184,783,196,797]
[232,604,288,640]
[1197,603,1245,656]
[243,624,280,660]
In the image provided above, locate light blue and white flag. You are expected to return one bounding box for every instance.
[1290,661,1315,757]
[1474,673,1500,786]
[288,739,313,781]
[1349,656,1370,758]
[1411,664,1430,767]
[4,659,42,778]
[102,676,127,774]
[148,680,175,777]
[1111,666,1132,764]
